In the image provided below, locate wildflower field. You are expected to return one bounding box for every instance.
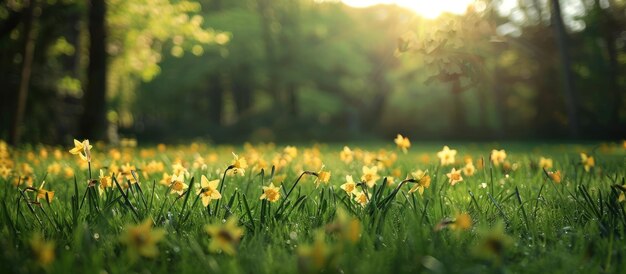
[1,138,625,273]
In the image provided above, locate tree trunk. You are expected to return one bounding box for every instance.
[10,1,38,145]
[550,0,580,138]
[80,0,107,140]
[257,0,281,110]
[208,74,223,125]
[232,67,252,118]
[451,78,466,136]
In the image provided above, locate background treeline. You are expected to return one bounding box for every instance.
[0,0,624,144]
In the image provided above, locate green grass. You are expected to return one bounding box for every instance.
[1,141,625,273]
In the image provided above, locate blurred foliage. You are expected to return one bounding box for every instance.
[0,0,625,144]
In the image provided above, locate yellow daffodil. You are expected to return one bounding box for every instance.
[159,172,173,186]
[198,175,221,207]
[205,216,244,255]
[446,168,463,186]
[315,170,331,187]
[68,139,92,162]
[547,170,562,183]
[340,175,357,196]
[169,173,188,195]
[98,169,112,195]
[260,182,281,202]
[580,153,595,172]
[229,153,248,176]
[120,219,165,259]
[192,156,208,170]
[451,213,472,231]
[171,162,189,178]
[490,149,507,166]
[394,134,411,154]
[120,163,138,184]
[463,162,476,176]
[437,146,457,166]
[538,157,553,169]
[35,181,54,203]
[361,166,380,188]
[0,165,12,179]
[284,146,298,158]
[340,146,353,164]
[354,190,370,207]
[409,170,431,195]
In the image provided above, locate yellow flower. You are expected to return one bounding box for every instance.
[143,160,164,177]
[316,170,331,186]
[35,181,54,203]
[169,173,188,195]
[490,149,507,166]
[46,163,61,175]
[446,168,463,186]
[205,216,244,255]
[451,213,472,231]
[340,146,353,164]
[68,139,92,162]
[171,162,189,178]
[284,146,298,158]
[63,166,74,179]
[229,153,247,176]
[580,153,595,172]
[159,172,173,186]
[394,134,411,154]
[260,182,281,202]
[340,175,357,196]
[30,233,55,266]
[361,166,380,188]
[538,157,553,169]
[463,162,476,176]
[120,163,139,184]
[354,191,370,207]
[98,169,112,195]
[120,219,165,259]
[437,146,457,166]
[409,170,431,195]
[198,175,221,207]
[0,165,12,179]
[547,170,562,183]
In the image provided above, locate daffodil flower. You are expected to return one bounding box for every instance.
[69,139,92,162]
[260,182,281,202]
[197,175,221,207]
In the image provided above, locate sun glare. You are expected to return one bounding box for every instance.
[341,0,475,19]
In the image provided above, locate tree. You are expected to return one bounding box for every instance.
[80,0,107,140]
[10,0,39,145]
[550,0,580,137]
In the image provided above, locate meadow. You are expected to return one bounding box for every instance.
[0,138,625,273]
